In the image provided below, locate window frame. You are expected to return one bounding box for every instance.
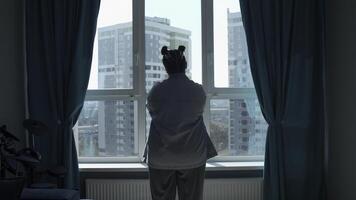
[78,0,265,163]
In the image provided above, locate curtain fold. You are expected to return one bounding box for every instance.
[239,0,326,199]
[25,0,100,189]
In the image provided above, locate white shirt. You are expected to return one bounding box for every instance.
[143,73,217,169]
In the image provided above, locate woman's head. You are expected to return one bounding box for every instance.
[161,45,187,75]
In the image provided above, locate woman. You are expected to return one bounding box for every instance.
[143,45,217,200]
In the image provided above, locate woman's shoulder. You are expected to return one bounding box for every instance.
[189,81,205,93]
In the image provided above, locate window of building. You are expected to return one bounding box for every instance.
[75,0,267,163]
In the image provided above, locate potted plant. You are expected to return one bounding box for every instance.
[0,125,27,200]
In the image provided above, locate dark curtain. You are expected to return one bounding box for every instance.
[239,0,326,200]
[25,0,100,189]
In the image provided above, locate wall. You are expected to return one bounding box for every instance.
[326,0,356,199]
[0,0,25,146]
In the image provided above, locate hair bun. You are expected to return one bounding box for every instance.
[178,45,185,53]
[161,46,168,55]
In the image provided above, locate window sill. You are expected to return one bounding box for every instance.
[79,161,264,172]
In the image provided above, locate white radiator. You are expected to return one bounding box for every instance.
[86,178,263,200]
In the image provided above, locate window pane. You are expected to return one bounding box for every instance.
[214,1,253,88]
[145,0,202,135]
[75,100,138,157]
[88,0,133,89]
[145,0,201,85]
[210,98,267,156]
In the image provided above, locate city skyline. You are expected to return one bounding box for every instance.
[88,0,241,89]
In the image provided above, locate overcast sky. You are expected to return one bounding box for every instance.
[88,0,240,89]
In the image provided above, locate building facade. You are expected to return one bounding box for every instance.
[227,10,267,156]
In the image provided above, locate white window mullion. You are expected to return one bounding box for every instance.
[202,0,214,134]
[209,88,258,99]
[85,94,137,102]
[209,155,264,162]
[86,89,137,97]
[79,156,141,163]
[203,0,215,94]
[134,0,146,159]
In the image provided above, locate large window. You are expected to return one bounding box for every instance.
[207,0,268,160]
[75,0,267,163]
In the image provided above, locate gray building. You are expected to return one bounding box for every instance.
[227,10,267,156]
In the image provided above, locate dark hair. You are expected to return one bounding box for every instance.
[161,45,187,74]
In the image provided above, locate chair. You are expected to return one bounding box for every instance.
[22,119,67,188]
[19,119,79,200]
[0,177,25,200]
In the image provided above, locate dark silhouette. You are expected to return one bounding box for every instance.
[143,46,217,200]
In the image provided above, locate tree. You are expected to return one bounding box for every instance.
[209,122,228,154]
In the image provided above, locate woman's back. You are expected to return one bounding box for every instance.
[145,73,215,169]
